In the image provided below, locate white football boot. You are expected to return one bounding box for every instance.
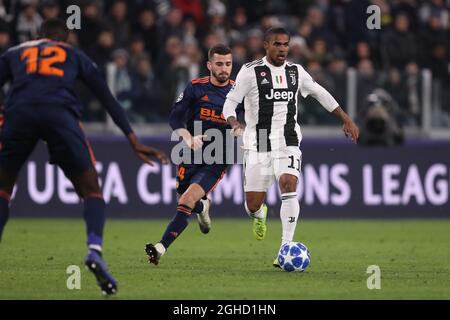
[196,198,211,234]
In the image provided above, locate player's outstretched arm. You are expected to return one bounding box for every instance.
[78,51,169,165]
[127,132,169,166]
[332,107,360,144]
[297,65,359,144]
[78,51,135,136]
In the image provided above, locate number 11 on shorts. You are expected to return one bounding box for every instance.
[288,155,301,171]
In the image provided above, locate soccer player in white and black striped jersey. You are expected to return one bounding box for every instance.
[223,27,359,268]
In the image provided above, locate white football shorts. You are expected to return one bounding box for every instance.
[243,146,302,193]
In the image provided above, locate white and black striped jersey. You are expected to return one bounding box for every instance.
[223,56,339,152]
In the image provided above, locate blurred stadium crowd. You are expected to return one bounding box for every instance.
[0,0,449,129]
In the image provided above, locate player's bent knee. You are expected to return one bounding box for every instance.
[279,175,298,193]
[0,171,19,196]
[245,192,266,213]
[0,190,12,202]
[76,183,102,199]
[70,170,102,199]
[245,199,264,213]
[178,193,198,209]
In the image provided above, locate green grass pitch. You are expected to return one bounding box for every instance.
[0,218,449,300]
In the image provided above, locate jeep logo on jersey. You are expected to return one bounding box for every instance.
[264,89,295,101]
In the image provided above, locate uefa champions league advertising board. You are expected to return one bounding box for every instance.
[9,137,450,219]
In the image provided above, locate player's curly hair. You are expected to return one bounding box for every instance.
[39,19,69,42]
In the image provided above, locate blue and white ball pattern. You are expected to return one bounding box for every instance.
[278,242,311,272]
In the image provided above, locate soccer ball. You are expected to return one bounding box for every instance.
[277,242,311,272]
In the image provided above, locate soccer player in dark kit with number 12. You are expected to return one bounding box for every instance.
[0,19,169,295]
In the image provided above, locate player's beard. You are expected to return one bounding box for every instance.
[270,51,287,66]
[212,71,230,84]
[273,55,286,66]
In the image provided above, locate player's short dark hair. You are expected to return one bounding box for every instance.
[208,44,232,61]
[39,19,69,42]
[264,27,290,42]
